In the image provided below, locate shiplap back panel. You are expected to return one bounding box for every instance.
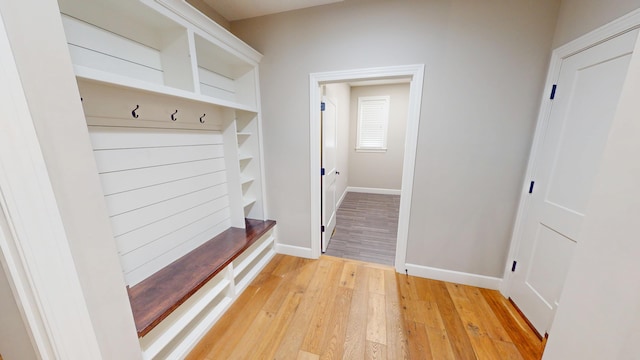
[61,14,164,84]
[89,126,231,286]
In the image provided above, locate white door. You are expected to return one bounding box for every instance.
[321,97,337,252]
[510,29,639,336]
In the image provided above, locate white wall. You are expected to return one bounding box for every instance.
[553,0,640,47]
[232,0,560,278]
[324,83,350,203]
[348,84,408,190]
[0,262,37,360]
[0,0,142,358]
[542,30,640,359]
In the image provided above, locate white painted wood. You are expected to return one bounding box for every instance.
[236,111,266,219]
[199,67,236,98]
[79,81,225,131]
[508,29,638,335]
[115,197,227,254]
[346,187,402,196]
[87,124,234,286]
[501,8,640,296]
[138,228,277,359]
[75,65,258,113]
[404,263,502,290]
[94,144,223,173]
[105,172,226,216]
[274,243,314,258]
[321,97,337,252]
[308,65,425,269]
[61,15,165,84]
[88,126,222,149]
[125,217,231,286]
[222,113,246,228]
[99,159,226,196]
[160,30,196,92]
[110,187,229,236]
[139,268,231,359]
[0,15,102,358]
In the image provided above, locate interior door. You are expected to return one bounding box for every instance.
[510,29,639,336]
[321,97,337,252]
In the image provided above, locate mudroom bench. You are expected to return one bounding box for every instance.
[128,219,276,359]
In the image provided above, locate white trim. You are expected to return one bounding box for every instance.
[337,188,348,209]
[309,64,425,270]
[346,187,401,196]
[501,8,640,296]
[0,15,102,358]
[405,263,502,290]
[274,243,314,259]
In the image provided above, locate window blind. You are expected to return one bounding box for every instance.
[356,96,390,150]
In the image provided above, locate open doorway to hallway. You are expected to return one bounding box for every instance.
[321,80,410,266]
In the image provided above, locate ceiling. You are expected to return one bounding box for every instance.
[203,0,344,21]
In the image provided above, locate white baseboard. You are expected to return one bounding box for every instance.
[403,263,502,290]
[337,188,348,208]
[347,186,401,195]
[274,242,315,259]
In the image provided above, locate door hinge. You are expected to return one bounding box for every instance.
[528,181,535,194]
[321,225,325,232]
[511,261,517,272]
[321,102,326,111]
[321,168,325,176]
[550,84,557,100]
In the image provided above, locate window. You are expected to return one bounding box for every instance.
[356,96,390,152]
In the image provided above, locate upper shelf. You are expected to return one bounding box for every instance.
[57,0,262,112]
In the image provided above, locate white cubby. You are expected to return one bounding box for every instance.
[55,0,270,358]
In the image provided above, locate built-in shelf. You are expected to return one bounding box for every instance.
[57,0,270,357]
[243,197,257,207]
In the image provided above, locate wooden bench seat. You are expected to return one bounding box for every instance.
[128,218,276,337]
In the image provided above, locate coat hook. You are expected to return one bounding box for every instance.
[171,109,178,121]
[199,113,206,123]
[132,105,139,118]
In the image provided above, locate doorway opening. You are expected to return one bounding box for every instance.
[309,65,425,273]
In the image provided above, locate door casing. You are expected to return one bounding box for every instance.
[309,64,425,273]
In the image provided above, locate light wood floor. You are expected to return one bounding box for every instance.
[324,192,400,265]
[187,255,544,360]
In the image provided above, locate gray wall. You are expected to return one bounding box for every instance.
[324,83,351,203]
[553,0,640,47]
[348,84,408,191]
[232,0,560,277]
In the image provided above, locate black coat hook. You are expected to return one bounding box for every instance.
[171,110,178,121]
[199,114,206,123]
[132,105,139,118]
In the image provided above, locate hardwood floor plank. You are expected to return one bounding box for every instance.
[430,280,477,360]
[480,289,544,360]
[423,300,456,360]
[446,283,504,359]
[368,267,386,295]
[339,261,358,289]
[297,350,320,360]
[300,260,343,354]
[365,341,387,360]
[188,255,545,360]
[342,264,370,359]
[385,272,410,359]
[366,292,387,345]
[252,291,303,358]
[318,287,352,360]
[406,320,433,359]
